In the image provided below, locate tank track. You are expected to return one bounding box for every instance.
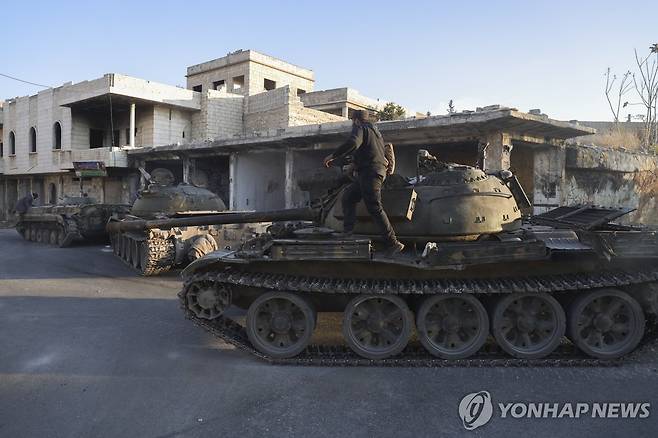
[19,219,79,247]
[179,267,658,367]
[110,233,176,276]
[141,237,176,276]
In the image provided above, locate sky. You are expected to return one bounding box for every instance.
[1,0,657,121]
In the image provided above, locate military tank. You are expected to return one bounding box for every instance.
[16,195,130,247]
[176,150,658,365]
[107,168,268,276]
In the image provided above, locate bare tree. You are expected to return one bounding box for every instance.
[632,44,658,149]
[604,67,633,126]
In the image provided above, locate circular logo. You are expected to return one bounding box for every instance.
[459,391,493,430]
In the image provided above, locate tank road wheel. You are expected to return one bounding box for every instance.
[49,229,58,245]
[492,293,566,359]
[118,235,126,258]
[111,235,120,256]
[185,282,232,320]
[56,226,67,247]
[567,289,645,359]
[246,291,316,359]
[343,295,413,360]
[17,225,28,240]
[35,228,44,243]
[416,294,489,359]
[130,240,141,269]
[123,237,132,264]
[29,227,37,242]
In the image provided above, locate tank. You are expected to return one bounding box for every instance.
[107,168,268,276]
[15,196,130,247]
[176,150,658,365]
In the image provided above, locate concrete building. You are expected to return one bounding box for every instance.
[0,52,345,219]
[2,49,656,227]
[300,87,385,118]
[186,49,315,97]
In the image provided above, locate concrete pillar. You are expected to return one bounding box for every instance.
[284,150,295,208]
[229,153,237,210]
[532,146,566,214]
[129,103,136,148]
[341,106,349,118]
[182,156,191,184]
[483,132,513,172]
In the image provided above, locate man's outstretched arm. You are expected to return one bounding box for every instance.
[324,125,364,167]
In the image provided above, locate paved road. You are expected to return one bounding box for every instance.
[1,228,658,438]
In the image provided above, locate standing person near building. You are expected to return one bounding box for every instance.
[323,110,404,256]
[15,193,38,219]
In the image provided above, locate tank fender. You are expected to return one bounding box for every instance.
[182,250,234,280]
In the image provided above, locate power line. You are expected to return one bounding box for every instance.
[0,72,50,88]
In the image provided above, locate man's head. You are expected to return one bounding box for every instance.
[32,192,39,199]
[350,110,374,126]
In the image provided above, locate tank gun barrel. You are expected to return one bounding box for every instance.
[107,207,318,233]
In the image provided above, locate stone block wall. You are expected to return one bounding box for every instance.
[243,86,343,133]
[562,145,658,225]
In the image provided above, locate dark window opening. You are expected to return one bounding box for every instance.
[0,142,3,157]
[29,127,37,153]
[213,80,225,90]
[90,129,105,149]
[53,122,62,150]
[182,131,185,139]
[169,109,172,120]
[192,85,202,92]
[264,78,276,91]
[297,88,306,96]
[232,75,244,91]
[112,130,120,147]
[9,131,15,155]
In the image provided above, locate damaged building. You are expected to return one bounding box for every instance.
[1,49,657,225]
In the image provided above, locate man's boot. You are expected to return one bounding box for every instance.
[385,240,405,257]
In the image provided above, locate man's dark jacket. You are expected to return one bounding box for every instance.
[15,195,34,214]
[331,123,387,175]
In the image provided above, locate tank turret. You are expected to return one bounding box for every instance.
[108,168,267,275]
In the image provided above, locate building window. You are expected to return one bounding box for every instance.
[9,131,15,155]
[213,80,225,90]
[90,129,104,149]
[232,75,244,91]
[297,88,306,96]
[264,78,276,91]
[192,85,202,92]
[53,122,62,150]
[29,127,37,153]
[0,142,3,157]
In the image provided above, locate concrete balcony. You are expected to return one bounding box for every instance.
[55,148,129,170]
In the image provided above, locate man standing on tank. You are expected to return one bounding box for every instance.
[15,192,38,220]
[323,110,404,255]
